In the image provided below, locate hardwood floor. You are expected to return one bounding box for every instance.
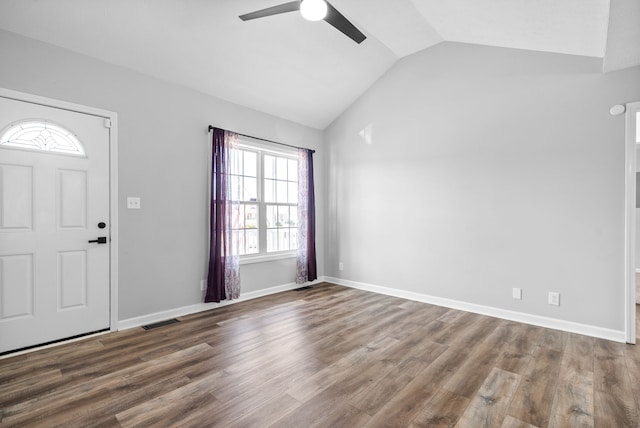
[1,283,639,427]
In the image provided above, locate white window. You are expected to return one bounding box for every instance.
[231,141,298,259]
[0,120,86,157]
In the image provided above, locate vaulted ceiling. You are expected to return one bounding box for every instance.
[0,0,638,129]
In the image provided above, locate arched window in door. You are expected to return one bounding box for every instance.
[0,120,86,157]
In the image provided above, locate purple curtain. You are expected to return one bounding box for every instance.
[306,150,317,281]
[296,149,317,283]
[205,128,241,303]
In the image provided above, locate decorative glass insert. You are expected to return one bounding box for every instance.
[0,120,85,156]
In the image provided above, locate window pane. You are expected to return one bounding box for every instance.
[264,179,275,203]
[239,230,246,255]
[230,149,242,175]
[232,230,242,255]
[264,155,275,179]
[245,204,258,229]
[289,228,298,250]
[278,205,290,227]
[244,151,257,177]
[246,229,259,254]
[276,157,288,180]
[267,229,278,252]
[266,205,277,228]
[278,229,290,251]
[244,177,257,202]
[232,204,244,229]
[288,182,298,204]
[276,181,288,203]
[288,159,298,182]
[289,207,298,227]
[230,175,241,201]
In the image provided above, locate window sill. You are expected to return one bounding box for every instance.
[240,252,296,265]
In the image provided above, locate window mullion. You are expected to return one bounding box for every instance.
[258,152,267,255]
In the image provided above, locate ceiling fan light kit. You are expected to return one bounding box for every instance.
[239,0,366,44]
[300,0,327,21]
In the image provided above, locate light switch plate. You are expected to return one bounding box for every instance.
[127,197,141,209]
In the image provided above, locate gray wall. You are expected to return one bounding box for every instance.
[3,29,639,333]
[0,30,325,320]
[324,42,640,331]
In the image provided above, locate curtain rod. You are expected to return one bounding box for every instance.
[208,125,315,154]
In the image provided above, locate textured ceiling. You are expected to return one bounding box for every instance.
[0,0,636,129]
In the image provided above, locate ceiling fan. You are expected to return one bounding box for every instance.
[239,0,366,44]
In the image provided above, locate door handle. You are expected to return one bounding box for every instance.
[88,237,107,244]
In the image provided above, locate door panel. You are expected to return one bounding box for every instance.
[0,164,33,230]
[58,169,87,229]
[58,250,87,309]
[0,254,34,319]
[0,96,110,353]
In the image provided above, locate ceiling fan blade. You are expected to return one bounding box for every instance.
[239,1,300,21]
[323,2,366,44]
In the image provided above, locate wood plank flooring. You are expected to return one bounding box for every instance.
[0,283,639,427]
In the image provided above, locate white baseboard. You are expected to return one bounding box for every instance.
[119,275,627,343]
[325,276,627,343]
[117,277,326,331]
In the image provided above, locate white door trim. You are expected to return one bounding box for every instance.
[0,87,119,333]
[625,101,639,344]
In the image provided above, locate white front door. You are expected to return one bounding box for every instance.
[0,96,110,353]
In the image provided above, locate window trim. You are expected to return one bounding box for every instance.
[239,251,295,265]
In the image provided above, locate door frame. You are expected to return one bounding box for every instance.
[0,87,119,333]
[625,101,639,344]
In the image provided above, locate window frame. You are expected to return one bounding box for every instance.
[234,139,298,264]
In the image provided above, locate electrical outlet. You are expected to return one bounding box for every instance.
[338,262,344,271]
[512,288,522,300]
[548,292,560,306]
[200,280,206,291]
[127,197,141,209]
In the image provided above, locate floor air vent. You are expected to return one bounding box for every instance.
[296,286,313,291]
[142,318,180,330]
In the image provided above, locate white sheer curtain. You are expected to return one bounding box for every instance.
[225,132,241,299]
[296,148,317,284]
